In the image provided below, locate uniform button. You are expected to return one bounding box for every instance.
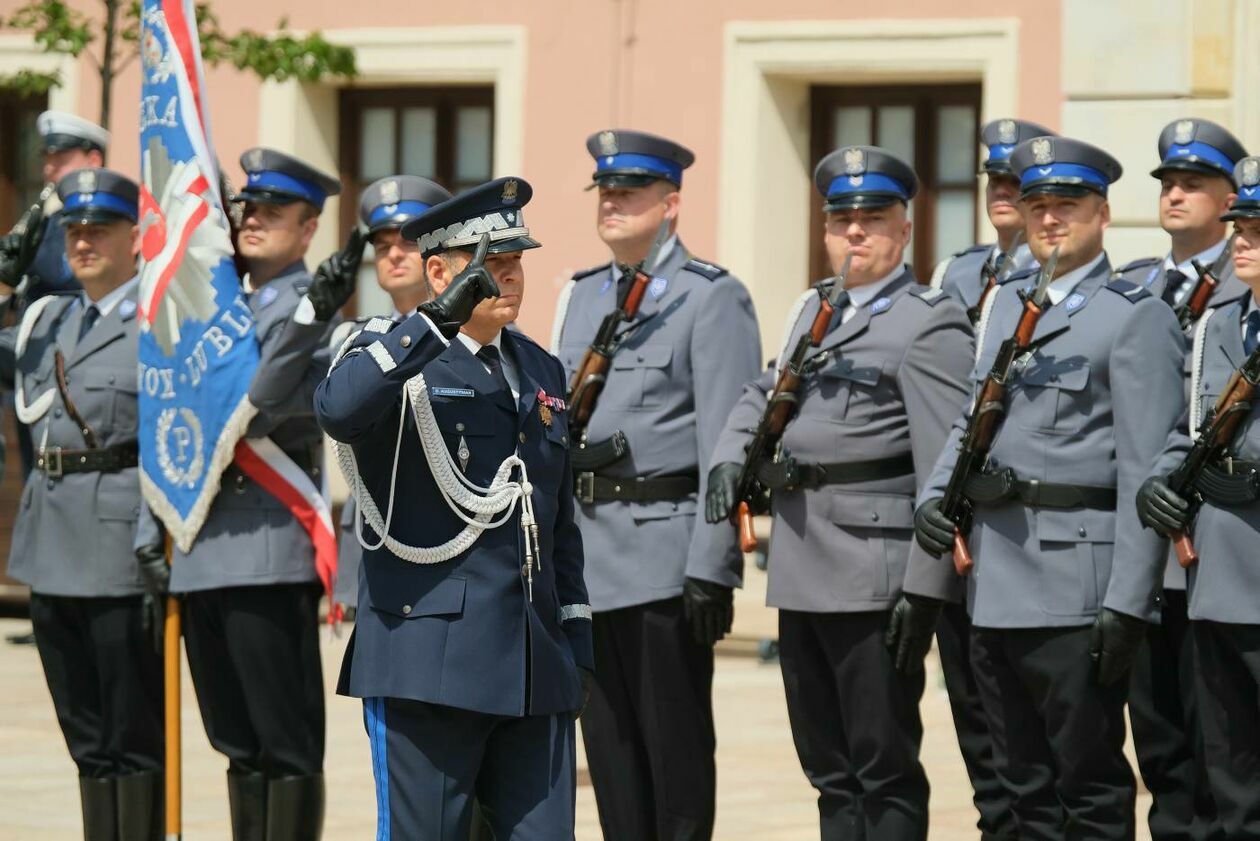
[400,335,412,348]
[1078,526,1087,538]
[54,409,63,418]
[402,604,412,614]
[108,375,116,384]
[871,512,880,522]
[46,480,54,491]
[561,436,567,445]
[637,353,644,362]
[456,423,465,432]
[518,432,527,443]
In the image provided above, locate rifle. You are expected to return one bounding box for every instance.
[729,255,853,552]
[567,218,671,440]
[940,246,1059,575]
[1175,234,1236,331]
[1164,338,1260,568]
[968,231,1024,323]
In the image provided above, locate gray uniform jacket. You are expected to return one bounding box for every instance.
[552,240,761,612]
[1,285,149,597]
[1153,296,1260,623]
[158,261,338,593]
[711,269,974,612]
[1112,253,1246,310]
[931,243,1039,315]
[921,257,1185,628]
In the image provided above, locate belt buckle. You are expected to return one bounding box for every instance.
[40,447,63,478]
[576,472,596,505]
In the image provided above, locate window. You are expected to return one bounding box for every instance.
[338,86,495,316]
[809,84,981,283]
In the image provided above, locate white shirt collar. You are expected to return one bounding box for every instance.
[455,330,503,358]
[83,276,137,316]
[991,242,1034,269]
[846,264,906,310]
[1165,237,1229,278]
[1045,253,1106,305]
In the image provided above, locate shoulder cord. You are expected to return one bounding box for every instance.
[929,256,952,290]
[775,290,815,378]
[1189,307,1215,443]
[972,284,1001,365]
[14,294,64,424]
[550,279,577,355]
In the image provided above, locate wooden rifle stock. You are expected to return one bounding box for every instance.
[567,268,652,433]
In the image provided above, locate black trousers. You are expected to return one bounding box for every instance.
[971,625,1135,841]
[936,601,1018,841]
[1192,620,1260,840]
[183,583,324,777]
[30,593,163,778]
[1129,589,1219,841]
[778,608,929,841]
[580,597,716,841]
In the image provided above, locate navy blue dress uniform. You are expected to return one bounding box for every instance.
[0,169,164,839]
[1141,161,1260,839]
[919,137,1186,840]
[551,129,761,841]
[332,174,452,611]
[708,147,973,841]
[930,118,1053,320]
[139,147,343,837]
[316,177,593,840]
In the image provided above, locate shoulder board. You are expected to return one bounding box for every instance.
[570,264,609,282]
[1112,256,1161,276]
[1104,279,1153,303]
[954,243,992,258]
[683,258,728,281]
[1000,266,1038,286]
[908,285,950,306]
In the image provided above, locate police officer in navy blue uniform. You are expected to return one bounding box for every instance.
[930,118,1052,322]
[0,169,163,840]
[316,176,593,840]
[550,129,761,841]
[331,175,452,614]
[917,136,1186,840]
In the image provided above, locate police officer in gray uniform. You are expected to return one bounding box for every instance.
[1121,117,1248,841]
[931,118,1052,322]
[707,146,974,841]
[550,129,760,840]
[1138,155,1260,840]
[150,147,354,839]
[0,168,163,840]
[331,175,451,613]
[916,136,1186,840]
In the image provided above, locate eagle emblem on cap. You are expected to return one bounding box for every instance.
[1032,138,1053,165]
[247,149,264,171]
[998,120,1017,144]
[843,148,865,175]
[381,179,400,205]
[1174,120,1195,145]
[598,131,619,156]
[1243,158,1260,188]
[76,169,97,194]
[502,179,519,204]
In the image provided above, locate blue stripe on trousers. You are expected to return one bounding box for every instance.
[365,697,391,841]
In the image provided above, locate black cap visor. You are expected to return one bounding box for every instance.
[1019,179,1105,200]
[982,161,1017,176]
[587,169,677,191]
[823,192,905,212]
[233,187,308,206]
[1151,159,1235,181]
[43,134,102,154]
[60,209,134,227]
[1221,203,1260,222]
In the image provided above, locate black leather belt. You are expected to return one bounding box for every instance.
[795,454,916,489]
[36,442,138,477]
[1195,459,1260,507]
[964,468,1117,509]
[575,472,699,504]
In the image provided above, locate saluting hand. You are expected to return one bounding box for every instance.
[418,233,499,338]
[308,226,368,322]
[0,199,46,290]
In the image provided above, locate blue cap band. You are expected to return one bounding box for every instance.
[1020,162,1110,193]
[368,200,433,227]
[1162,141,1235,175]
[61,191,137,220]
[1235,184,1260,205]
[826,172,910,200]
[595,153,684,185]
[986,143,1018,163]
[244,169,328,207]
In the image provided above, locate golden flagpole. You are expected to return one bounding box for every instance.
[164,535,181,840]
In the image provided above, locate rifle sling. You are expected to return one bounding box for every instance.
[53,350,100,449]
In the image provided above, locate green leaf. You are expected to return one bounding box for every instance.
[0,68,61,96]
[4,0,94,57]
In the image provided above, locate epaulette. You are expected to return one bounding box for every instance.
[570,264,609,282]
[908,285,950,306]
[1111,256,1161,277]
[683,258,728,281]
[1104,279,1153,303]
[953,243,992,258]
[1000,266,1038,286]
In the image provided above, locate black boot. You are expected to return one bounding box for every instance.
[79,777,117,841]
[264,774,324,841]
[116,771,161,841]
[227,771,268,841]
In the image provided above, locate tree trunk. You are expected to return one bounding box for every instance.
[99,0,119,140]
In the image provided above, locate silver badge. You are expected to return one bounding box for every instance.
[247,148,264,171]
[380,179,400,205]
[1032,138,1053,165]
[1174,119,1195,145]
[998,119,1017,145]
[76,169,97,194]
[843,148,865,175]
[598,130,619,156]
[457,436,471,473]
[1243,158,1260,188]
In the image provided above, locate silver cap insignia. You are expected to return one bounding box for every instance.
[1173,119,1195,145]
[998,119,1017,145]
[598,131,618,156]
[1032,138,1053,166]
[843,147,865,175]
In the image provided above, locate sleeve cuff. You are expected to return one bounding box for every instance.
[560,603,592,622]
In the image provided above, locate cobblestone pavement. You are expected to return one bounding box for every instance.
[0,574,1153,839]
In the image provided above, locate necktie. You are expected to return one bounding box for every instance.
[476,345,513,396]
[78,304,99,342]
[1162,268,1187,306]
[827,289,854,331]
[1245,311,1260,356]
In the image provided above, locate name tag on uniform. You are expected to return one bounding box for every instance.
[431,387,475,398]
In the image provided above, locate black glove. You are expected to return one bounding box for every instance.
[683,577,734,647]
[0,200,46,289]
[1136,475,1191,537]
[135,543,170,654]
[914,498,955,558]
[755,456,803,492]
[576,666,595,720]
[417,233,498,338]
[1089,607,1148,686]
[884,594,944,674]
[308,226,367,322]
[704,461,743,524]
